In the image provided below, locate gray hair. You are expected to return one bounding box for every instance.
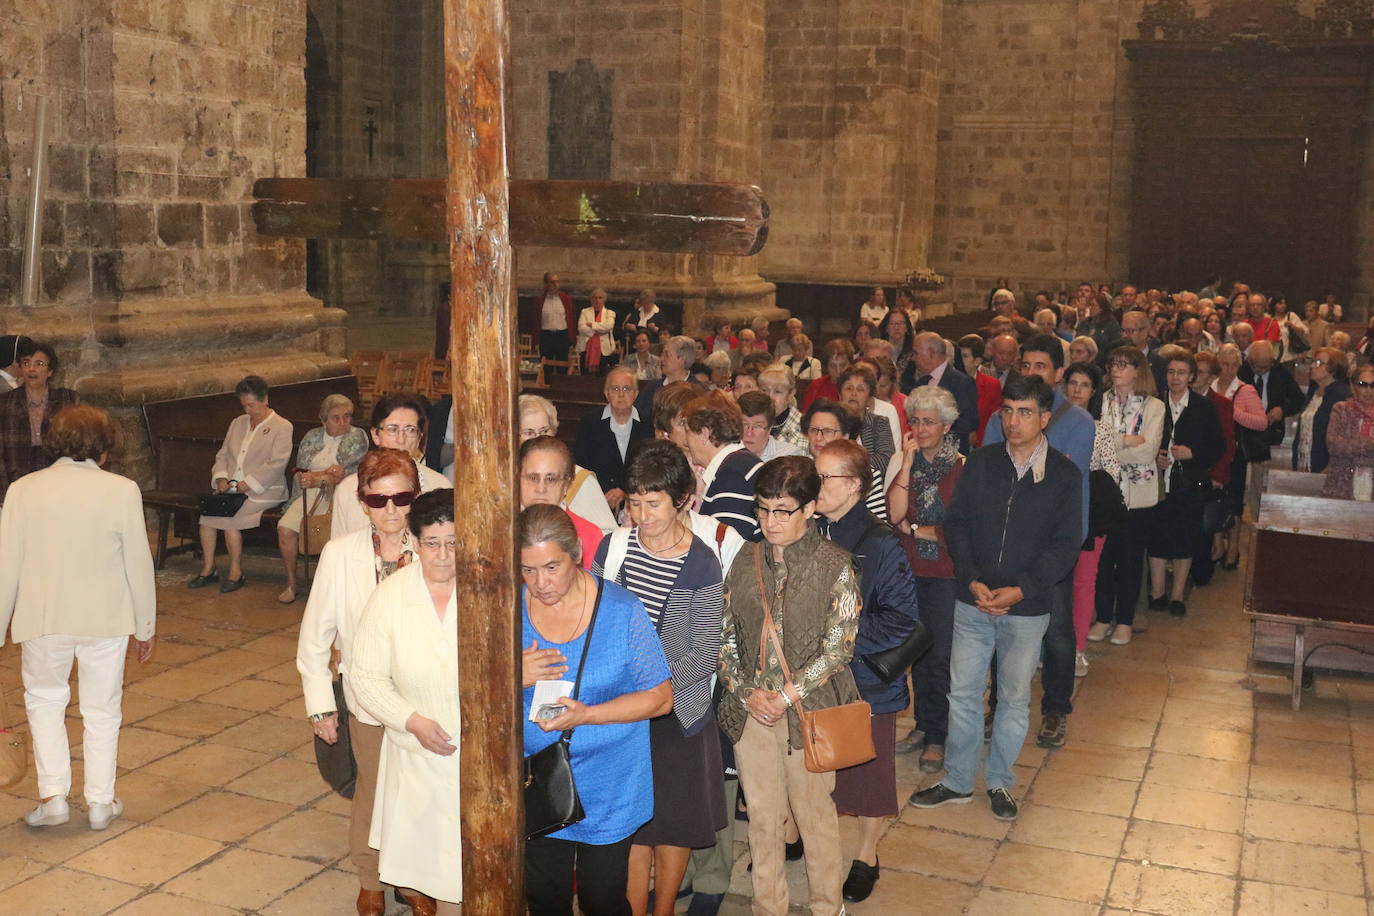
[517,393,558,430]
[704,350,732,372]
[913,331,945,357]
[667,335,697,366]
[905,384,959,426]
[319,393,355,423]
[517,503,583,565]
[757,364,795,389]
[1071,336,1098,361]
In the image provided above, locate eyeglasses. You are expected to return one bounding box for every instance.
[378,424,420,437]
[521,472,568,487]
[520,425,555,438]
[22,358,49,369]
[1107,360,1133,370]
[418,537,457,551]
[361,490,418,509]
[817,473,855,481]
[1354,379,1374,389]
[755,503,806,521]
[607,385,635,394]
[807,426,842,439]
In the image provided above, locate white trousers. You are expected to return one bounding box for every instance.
[22,634,129,804]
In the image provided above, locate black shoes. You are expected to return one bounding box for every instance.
[1169,599,1187,617]
[1037,713,1068,749]
[187,572,219,589]
[842,858,880,903]
[988,787,1019,820]
[685,893,724,916]
[909,783,973,808]
[220,576,246,594]
[1147,594,1169,611]
[785,837,804,861]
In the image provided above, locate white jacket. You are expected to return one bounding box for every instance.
[0,458,155,646]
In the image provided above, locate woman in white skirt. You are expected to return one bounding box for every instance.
[188,375,293,593]
[350,489,462,913]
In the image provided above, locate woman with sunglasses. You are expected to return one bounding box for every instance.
[296,448,435,916]
[1323,361,1374,499]
[1293,347,1351,473]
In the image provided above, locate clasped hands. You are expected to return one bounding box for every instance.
[969,581,1022,616]
[746,685,793,727]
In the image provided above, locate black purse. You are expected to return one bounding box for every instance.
[199,492,248,517]
[524,577,604,840]
[1235,425,1271,463]
[861,621,934,683]
[313,678,357,798]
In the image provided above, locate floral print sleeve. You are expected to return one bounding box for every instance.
[718,581,751,697]
[795,564,860,700]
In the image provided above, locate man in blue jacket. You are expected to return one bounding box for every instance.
[981,333,1094,749]
[909,374,1082,821]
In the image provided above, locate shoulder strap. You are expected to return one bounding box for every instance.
[715,521,728,551]
[753,545,794,684]
[601,528,631,585]
[1043,400,1075,434]
[566,467,592,504]
[562,575,606,741]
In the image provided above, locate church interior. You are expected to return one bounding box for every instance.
[1,0,1374,911]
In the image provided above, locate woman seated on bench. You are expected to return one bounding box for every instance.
[275,394,369,604]
[188,375,293,594]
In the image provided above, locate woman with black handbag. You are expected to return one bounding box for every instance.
[296,448,428,916]
[813,439,922,904]
[519,504,672,916]
[1212,344,1268,570]
[1144,347,1225,617]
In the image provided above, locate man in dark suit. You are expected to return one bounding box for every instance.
[904,331,980,453]
[1106,311,1166,393]
[1238,340,1304,441]
[573,366,652,515]
[633,334,704,420]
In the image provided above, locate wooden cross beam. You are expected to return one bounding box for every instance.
[256,1,769,911]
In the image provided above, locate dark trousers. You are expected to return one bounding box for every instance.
[911,577,955,745]
[526,835,633,916]
[1040,578,1076,717]
[987,576,1074,717]
[540,330,572,373]
[1095,507,1152,626]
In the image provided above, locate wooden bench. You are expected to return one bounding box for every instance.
[142,376,362,570]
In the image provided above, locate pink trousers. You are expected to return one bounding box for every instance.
[1072,537,1106,651]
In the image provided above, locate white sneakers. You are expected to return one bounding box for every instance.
[25,797,122,830]
[1109,624,1133,646]
[24,797,70,828]
[1075,652,1090,678]
[88,799,123,831]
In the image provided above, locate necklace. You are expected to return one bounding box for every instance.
[640,522,687,557]
[26,388,47,410]
[541,574,589,643]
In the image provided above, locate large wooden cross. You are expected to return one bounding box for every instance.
[252,2,768,912]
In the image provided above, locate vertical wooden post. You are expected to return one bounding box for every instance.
[444,0,520,911]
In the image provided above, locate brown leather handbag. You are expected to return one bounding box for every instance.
[755,548,875,774]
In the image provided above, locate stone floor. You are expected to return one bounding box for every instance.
[0,533,1370,914]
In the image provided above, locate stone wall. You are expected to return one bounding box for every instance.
[928,0,1133,308]
[0,0,344,484]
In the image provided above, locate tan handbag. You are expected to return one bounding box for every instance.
[755,548,875,774]
[0,687,28,788]
[298,489,332,556]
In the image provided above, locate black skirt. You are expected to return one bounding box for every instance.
[1147,484,1205,559]
[632,712,727,848]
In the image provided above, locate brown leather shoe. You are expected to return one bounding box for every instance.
[356,888,385,916]
[399,890,438,916]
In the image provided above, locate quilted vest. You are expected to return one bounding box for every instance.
[717,527,861,750]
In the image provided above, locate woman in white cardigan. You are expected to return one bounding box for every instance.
[350,489,462,914]
[0,406,156,831]
[1088,346,1165,646]
[577,288,618,375]
[188,375,293,593]
[296,448,429,916]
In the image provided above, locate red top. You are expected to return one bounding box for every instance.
[802,375,839,410]
[1206,389,1235,486]
[567,508,603,571]
[1245,315,1281,343]
[974,371,1002,448]
[896,458,963,579]
[704,335,738,352]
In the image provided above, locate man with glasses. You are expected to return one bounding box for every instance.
[574,367,652,516]
[518,435,602,569]
[1111,310,1167,392]
[634,335,704,420]
[909,375,1081,822]
[331,393,449,540]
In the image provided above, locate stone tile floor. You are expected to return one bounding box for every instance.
[0,537,1370,913]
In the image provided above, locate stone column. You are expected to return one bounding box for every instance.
[0,0,343,483]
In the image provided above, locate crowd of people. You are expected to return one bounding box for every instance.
[0,275,1371,916]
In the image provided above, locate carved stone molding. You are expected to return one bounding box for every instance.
[1137,0,1374,42]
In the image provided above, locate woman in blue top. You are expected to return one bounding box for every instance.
[593,440,726,916]
[520,504,673,916]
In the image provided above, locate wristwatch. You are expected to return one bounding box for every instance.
[308,712,335,723]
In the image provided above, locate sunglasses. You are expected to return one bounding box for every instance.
[361,490,418,509]
[1355,380,1374,389]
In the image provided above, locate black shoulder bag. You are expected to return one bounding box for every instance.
[856,521,934,684]
[524,576,605,840]
[313,677,357,798]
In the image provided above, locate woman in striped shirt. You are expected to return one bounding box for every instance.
[594,440,727,916]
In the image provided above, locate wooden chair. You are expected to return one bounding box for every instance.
[350,350,388,410]
[381,351,433,395]
[518,333,536,360]
[423,358,451,400]
[536,357,578,388]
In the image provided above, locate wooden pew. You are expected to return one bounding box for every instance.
[141,376,361,569]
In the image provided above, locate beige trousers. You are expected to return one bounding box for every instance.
[350,717,384,890]
[734,717,844,916]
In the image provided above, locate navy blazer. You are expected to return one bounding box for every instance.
[572,407,652,495]
[1294,380,1351,473]
[899,362,980,454]
[1161,392,1225,489]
